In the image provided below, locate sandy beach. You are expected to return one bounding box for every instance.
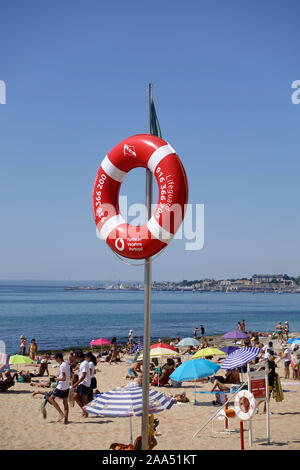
[1,336,300,451]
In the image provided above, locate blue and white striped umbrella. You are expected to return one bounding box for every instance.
[83,382,176,417]
[220,347,260,370]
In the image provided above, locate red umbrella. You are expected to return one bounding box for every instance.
[150,342,176,351]
[90,338,111,346]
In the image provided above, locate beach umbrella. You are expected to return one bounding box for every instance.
[220,346,240,355]
[222,330,250,340]
[169,358,220,382]
[287,338,300,344]
[83,382,176,443]
[137,347,179,361]
[9,355,35,365]
[177,338,201,348]
[90,338,111,346]
[192,347,226,359]
[150,342,176,351]
[90,338,111,356]
[220,347,260,370]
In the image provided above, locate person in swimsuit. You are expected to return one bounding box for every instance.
[109,337,119,365]
[28,339,38,360]
[276,322,284,340]
[126,360,143,379]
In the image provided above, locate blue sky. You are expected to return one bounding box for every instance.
[1,0,300,282]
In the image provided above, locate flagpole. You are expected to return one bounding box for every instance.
[141,83,153,450]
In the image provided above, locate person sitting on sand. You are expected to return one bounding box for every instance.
[126,360,143,379]
[182,346,193,355]
[175,357,182,368]
[0,371,14,391]
[48,352,71,424]
[38,354,50,377]
[151,359,175,387]
[210,369,240,393]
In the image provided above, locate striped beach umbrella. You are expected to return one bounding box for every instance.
[84,382,176,418]
[220,347,260,370]
[83,382,176,443]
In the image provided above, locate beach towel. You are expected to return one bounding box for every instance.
[272,374,284,402]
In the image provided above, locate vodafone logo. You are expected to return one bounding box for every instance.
[123,144,136,158]
[115,238,125,251]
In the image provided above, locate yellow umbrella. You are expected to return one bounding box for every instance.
[9,355,35,365]
[192,347,226,359]
[137,347,179,361]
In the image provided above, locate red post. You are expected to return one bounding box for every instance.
[240,421,244,450]
[225,396,228,429]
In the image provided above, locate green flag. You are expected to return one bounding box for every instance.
[150,99,162,138]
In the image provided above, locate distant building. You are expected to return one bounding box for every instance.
[251,274,284,284]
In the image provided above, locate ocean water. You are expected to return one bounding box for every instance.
[1,281,300,355]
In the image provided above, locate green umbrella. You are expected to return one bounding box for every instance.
[9,355,35,365]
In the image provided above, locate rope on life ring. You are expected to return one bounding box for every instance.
[234,390,256,421]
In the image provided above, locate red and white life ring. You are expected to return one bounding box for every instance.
[92,134,188,259]
[234,390,256,421]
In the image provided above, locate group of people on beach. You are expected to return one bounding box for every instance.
[275,321,289,340]
[19,335,38,360]
[11,324,300,427]
[30,350,98,424]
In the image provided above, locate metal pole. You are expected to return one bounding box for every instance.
[141,83,153,450]
[247,363,253,447]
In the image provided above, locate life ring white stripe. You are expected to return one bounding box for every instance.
[147,217,173,244]
[102,155,127,183]
[99,214,126,240]
[147,144,176,173]
[234,390,256,421]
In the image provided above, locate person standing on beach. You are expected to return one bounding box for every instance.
[241,320,245,332]
[128,330,134,353]
[276,322,284,340]
[72,350,91,417]
[109,337,119,365]
[193,327,198,339]
[48,352,70,424]
[19,335,27,355]
[200,325,205,337]
[85,351,97,402]
[284,321,289,341]
[28,339,38,360]
[282,345,291,379]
